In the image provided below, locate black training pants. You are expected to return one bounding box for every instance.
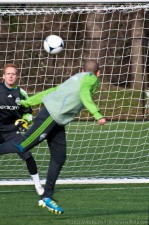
[0,107,66,198]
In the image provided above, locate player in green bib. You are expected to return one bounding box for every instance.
[0,60,106,214]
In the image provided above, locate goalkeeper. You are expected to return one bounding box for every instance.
[0,60,106,214]
[0,63,44,195]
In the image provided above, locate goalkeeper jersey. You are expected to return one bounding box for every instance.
[0,83,32,131]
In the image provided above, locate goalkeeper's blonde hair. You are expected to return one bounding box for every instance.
[3,63,19,75]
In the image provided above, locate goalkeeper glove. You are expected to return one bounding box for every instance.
[22,113,33,125]
[15,119,29,132]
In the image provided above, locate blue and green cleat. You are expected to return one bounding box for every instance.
[38,198,64,214]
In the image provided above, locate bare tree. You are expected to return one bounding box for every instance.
[131,9,145,90]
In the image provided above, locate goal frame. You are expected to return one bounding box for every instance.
[2,0,149,3]
[0,178,149,186]
[0,0,149,185]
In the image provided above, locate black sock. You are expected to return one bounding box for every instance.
[25,156,38,175]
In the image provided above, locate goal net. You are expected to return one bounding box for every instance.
[0,1,149,184]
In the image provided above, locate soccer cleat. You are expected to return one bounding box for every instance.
[35,186,44,196]
[38,198,64,214]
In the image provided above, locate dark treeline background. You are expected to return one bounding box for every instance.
[0,3,149,120]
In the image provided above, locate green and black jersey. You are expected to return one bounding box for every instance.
[20,72,103,125]
[0,83,32,131]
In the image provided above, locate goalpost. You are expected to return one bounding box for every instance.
[0,1,149,185]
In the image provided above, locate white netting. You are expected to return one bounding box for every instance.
[0,3,149,183]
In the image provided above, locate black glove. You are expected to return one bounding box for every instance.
[15,119,29,132]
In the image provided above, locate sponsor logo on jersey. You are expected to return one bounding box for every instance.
[0,105,19,110]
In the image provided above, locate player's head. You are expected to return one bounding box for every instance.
[82,60,100,77]
[3,63,19,88]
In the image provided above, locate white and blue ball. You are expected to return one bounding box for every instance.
[43,35,64,54]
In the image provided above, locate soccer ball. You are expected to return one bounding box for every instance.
[43,35,64,54]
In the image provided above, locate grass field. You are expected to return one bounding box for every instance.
[0,184,148,225]
[0,122,149,225]
[1,121,149,180]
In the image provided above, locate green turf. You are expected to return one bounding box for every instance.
[0,121,149,180]
[0,184,148,225]
[0,122,148,224]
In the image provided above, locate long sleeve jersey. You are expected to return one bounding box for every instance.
[20,72,103,125]
[0,83,32,131]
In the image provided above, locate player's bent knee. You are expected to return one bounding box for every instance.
[58,154,66,166]
[52,154,66,167]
